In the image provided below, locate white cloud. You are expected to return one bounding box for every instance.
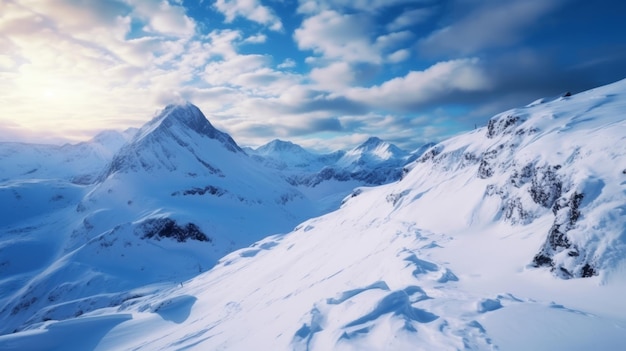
[243,33,267,44]
[375,30,413,51]
[346,58,492,111]
[204,54,270,85]
[297,0,425,14]
[277,58,296,69]
[0,0,236,143]
[387,49,410,63]
[294,10,380,63]
[387,7,435,31]
[295,12,414,66]
[214,0,283,31]
[133,0,195,37]
[310,61,355,90]
[419,0,564,56]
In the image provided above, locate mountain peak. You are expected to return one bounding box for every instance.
[156,103,216,135]
[104,103,242,177]
[357,136,385,150]
[133,102,241,153]
[257,139,306,154]
[352,136,406,159]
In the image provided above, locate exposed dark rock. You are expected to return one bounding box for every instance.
[137,218,210,243]
[581,263,596,277]
[502,197,531,224]
[477,160,494,179]
[171,185,226,197]
[533,192,591,277]
[417,146,443,163]
[486,115,523,138]
[477,149,499,179]
[529,165,562,208]
[510,163,534,188]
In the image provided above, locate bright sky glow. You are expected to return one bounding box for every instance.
[0,0,625,150]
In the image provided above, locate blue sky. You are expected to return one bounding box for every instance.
[0,0,625,151]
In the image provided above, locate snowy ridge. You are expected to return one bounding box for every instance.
[397,83,626,278]
[279,137,415,188]
[1,80,626,350]
[0,103,321,335]
[0,129,135,184]
[248,139,344,171]
[249,136,424,213]
[337,136,408,167]
[105,103,240,177]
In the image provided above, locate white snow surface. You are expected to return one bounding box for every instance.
[0,129,136,184]
[2,80,626,350]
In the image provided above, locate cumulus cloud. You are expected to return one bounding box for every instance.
[297,0,427,14]
[214,0,283,31]
[277,58,296,69]
[387,7,436,31]
[294,10,380,63]
[387,49,410,63]
[310,62,355,90]
[419,0,565,56]
[347,58,492,111]
[243,33,267,44]
[130,0,196,37]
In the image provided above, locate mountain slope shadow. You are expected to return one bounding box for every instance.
[150,295,197,324]
[0,314,132,351]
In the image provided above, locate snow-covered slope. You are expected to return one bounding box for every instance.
[249,137,422,212]
[247,139,344,171]
[0,103,320,334]
[0,129,136,184]
[2,80,626,350]
[281,137,412,187]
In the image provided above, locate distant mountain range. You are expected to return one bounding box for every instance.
[2,79,626,350]
[0,101,426,335]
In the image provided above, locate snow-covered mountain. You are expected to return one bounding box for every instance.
[0,129,136,184]
[249,136,417,184]
[2,79,626,350]
[247,139,344,171]
[0,103,322,334]
[248,136,424,212]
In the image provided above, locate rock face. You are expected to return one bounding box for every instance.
[400,82,626,279]
[0,102,322,334]
[1,81,626,350]
[137,218,210,243]
[533,192,590,278]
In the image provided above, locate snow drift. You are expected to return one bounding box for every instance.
[1,79,626,350]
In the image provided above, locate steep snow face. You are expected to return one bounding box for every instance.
[2,79,623,351]
[2,82,626,350]
[337,136,408,168]
[248,139,343,171]
[249,137,422,212]
[283,137,414,188]
[0,129,135,184]
[106,103,240,176]
[394,81,626,278]
[0,103,321,334]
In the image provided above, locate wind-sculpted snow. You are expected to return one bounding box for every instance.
[399,81,626,278]
[2,81,626,350]
[0,103,322,334]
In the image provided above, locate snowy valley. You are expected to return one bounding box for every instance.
[1,79,626,350]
